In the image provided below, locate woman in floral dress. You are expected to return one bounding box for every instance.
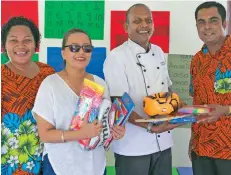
[1,16,55,175]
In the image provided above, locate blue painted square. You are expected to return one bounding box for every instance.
[177,167,193,175]
[47,47,64,72]
[47,47,106,79]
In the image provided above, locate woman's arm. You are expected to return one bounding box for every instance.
[35,113,102,143]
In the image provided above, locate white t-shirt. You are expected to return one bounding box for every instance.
[32,74,109,175]
[103,39,173,156]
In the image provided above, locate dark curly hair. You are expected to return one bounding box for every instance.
[1,16,41,51]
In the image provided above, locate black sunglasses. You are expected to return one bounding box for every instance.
[64,44,94,53]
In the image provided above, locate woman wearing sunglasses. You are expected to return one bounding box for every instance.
[32,28,125,175]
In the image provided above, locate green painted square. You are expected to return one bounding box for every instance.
[106,166,115,175]
[1,53,9,64]
[172,167,179,175]
[45,1,105,39]
[1,53,39,64]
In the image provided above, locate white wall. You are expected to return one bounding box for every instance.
[38,0,227,61]
[38,0,227,167]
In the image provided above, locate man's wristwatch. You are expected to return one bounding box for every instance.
[147,122,153,133]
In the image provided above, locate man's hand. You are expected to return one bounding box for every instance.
[198,104,229,123]
[111,125,126,140]
[151,121,183,133]
[179,101,187,108]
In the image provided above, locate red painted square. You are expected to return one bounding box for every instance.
[1,1,38,26]
[1,1,39,51]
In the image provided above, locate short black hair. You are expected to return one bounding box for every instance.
[1,16,41,51]
[126,3,151,24]
[61,28,92,50]
[195,1,226,23]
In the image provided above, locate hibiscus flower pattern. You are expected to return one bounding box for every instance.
[1,110,43,175]
[214,68,231,94]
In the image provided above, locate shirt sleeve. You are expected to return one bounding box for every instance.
[32,77,55,126]
[103,51,129,97]
[103,83,110,100]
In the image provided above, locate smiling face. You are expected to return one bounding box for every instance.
[5,25,36,65]
[62,32,92,70]
[196,7,226,45]
[125,5,154,48]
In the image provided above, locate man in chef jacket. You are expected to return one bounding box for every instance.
[103,3,181,175]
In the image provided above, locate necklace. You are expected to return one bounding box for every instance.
[63,69,87,95]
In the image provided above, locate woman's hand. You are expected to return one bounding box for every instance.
[80,118,102,139]
[111,125,126,140]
